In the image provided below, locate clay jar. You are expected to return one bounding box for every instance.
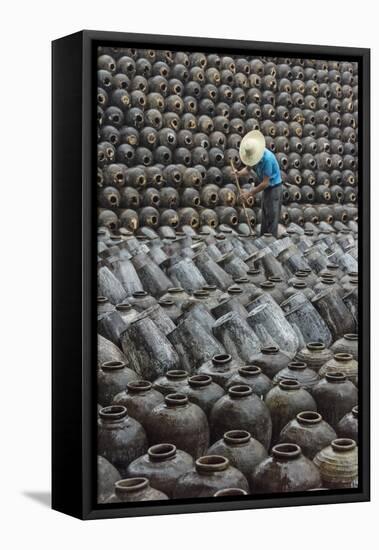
[184,375,225,417]
[265,380,317,446]
[319,353,358,386]
[314,438,358,489]
[225,365,273,397]
[208,430,267,490]
[97,405,148,476]
[252,443,321,493]
[173,455,249,498]
[331,334,358,360]
[97,455,121,503]
[97,360,140,407]
[106,477,168,502]
[295,342,333,372]
[247,347,292,379]
[112,380,164,425]
[273,361,320,392]
[144,394,209,459]
[98,334,127,368]
[337,406,358,442]
[126,443,194,497]
[198,354,241,389]
[210,385,272,449]
[152,369,189,396]
[312,373,358,430]
[279,411,337,459]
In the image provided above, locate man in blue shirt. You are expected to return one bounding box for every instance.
[236,130,283,237]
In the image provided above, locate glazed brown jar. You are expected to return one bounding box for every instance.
[319,353,358,386]
[144,394,209,459]
[312,372,358,430]
[208,430,267,490]
[210,385,272,449]
[152,369,189,396]
[279,411,337,459]
[331,334,358,360]
[225,365,273,397]
[184,375,225,417]
[97,405,148,476]
[252,443,321,493]
[314,438,358,489]
[112,380,164,425]
[126,443,194,497]
[97,360,140,407]
[337,406,358,442]
[248,346,292,379]
[295,342,333,372]
[198,354,241,389]
[265,380,317,445]
[273,361,320,392]
[97,455,121,503]
[106,477,168,502]
[173,455,249,498]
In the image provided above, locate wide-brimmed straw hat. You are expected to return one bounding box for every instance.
[239,130,265,166]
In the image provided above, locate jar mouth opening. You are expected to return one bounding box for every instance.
[238,365,262,377]
[101,360,126,371]
[306,342,325,351]
[352,405,358,417]
[165,393,188,407]
[212,353,232,365]
[325,372,347,382]
[279,379,301,390]
[261,346,279,355]
[331,438,356,452]
[272,443,301,459]
[188,374,212,387]
[228,384,253,398]
[148,443,176,461]
[127,380,152,392]
[116,302,133,312]
[158,298,175,306]
[288,361,307,371]
[99,405,127,420]
[133,291,147,297]
[166,369,188,380]
[115,477,148,493]
[196,455,229,473]
[214,488,248,497]
[344,333,358,341]
[223,429,251,445]
[334,352,353,361]
[167,287,184,293]
[97,296,109,304]
[297,411,322,424]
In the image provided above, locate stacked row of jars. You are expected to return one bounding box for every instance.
[97,223,359,502]
[97,48,358,233]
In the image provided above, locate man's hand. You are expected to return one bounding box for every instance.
[239,189,254,205]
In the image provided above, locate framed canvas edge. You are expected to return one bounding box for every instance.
[52,30,370,521]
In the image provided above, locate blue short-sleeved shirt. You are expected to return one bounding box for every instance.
[254,149,282,186]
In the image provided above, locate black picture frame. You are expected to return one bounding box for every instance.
[52,30,370,520]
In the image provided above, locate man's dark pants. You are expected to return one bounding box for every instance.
[260,183,283,238]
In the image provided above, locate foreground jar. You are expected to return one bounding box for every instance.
[106,477,168,502]
[314,438,358,489]
[126,443,194,497]
[252,443,321,493]
[173,455,249,498]
[279,411,337,459]
[97,405,148,476]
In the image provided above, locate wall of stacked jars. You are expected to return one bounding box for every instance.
[97,47,359,504]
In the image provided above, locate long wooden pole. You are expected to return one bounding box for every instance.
[230,160,254,237]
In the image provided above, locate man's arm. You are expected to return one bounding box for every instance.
[251,175,270,195]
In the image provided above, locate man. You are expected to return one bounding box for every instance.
[236,130,283,238]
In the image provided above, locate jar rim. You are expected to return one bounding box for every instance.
[272,443,301,459]
[196,455,229,473]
